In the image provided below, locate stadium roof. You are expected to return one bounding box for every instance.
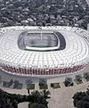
[0,26,89,69]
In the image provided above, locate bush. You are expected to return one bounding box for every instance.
[64,77,74,87]
[74,75,83,84]
[83,73,89,81]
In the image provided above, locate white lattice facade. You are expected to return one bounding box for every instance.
[0,26,89,77]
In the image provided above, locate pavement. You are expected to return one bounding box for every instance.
[1,81,89,108]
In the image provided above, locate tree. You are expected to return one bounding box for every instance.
[73,88,89,108]
[29,90,50,107]
[0,89,50,108]
[74,75,83,84]
[64,77,74,87]
[83,73,89,81]
[40,90,50,99]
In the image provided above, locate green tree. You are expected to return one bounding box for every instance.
[73,88,89,108]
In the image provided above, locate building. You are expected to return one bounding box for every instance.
[0,26,89,89]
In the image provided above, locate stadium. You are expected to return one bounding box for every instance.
[0,0,89,107]
[0,26,89,80]
[0,26,89,108]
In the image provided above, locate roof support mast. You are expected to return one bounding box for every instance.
[39,26,43,40]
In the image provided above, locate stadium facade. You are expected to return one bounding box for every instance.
[0,26,89,87]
